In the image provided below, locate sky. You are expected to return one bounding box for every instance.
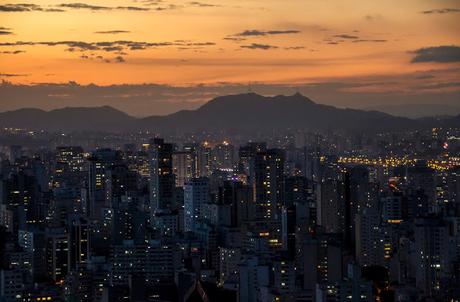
[0,0,460,116]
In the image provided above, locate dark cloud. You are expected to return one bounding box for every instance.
[115,56,125,63]
[44,8,66,12]
[223,37,246,42]
[57,3,149,11]
[128,44,146,50]
[0,3,42,12]
[226,30,300,45]
[116,6,149,11]
[0,39,215,60]
[1,50,25,54]
[0,73,28,77]
[137,0,164,5]
[351,39,387,43]
[240,43,278,50]
[266,30,301,35]
[0,26,13,35]
[78,54,125,63]
[0,0,254,14]
[411,45,460,63]
[234,29,301,37]
[0,2,149,12]
[102,46,124,52]
[134,0,211,10]
[50,41,98,51]
[0,3,64,12]
[325,33,387,45]
[333,34,359,39]
[0,40,215,53]
[57,3,110,10]
[284,46,305,50]
[138,0,243,10]
[182,42,215,46]
[95,30,131,34]
[154,4,179,11]
[421,8,460,14]
[187,2,221,7]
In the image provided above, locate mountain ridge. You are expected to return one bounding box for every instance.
[0,93,458,133]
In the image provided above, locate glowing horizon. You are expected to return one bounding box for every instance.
[0,0,459,87]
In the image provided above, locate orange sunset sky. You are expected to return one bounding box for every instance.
[0,0,459,116]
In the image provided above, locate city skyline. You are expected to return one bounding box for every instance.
[1,126,459,301]
[1,2,460,301]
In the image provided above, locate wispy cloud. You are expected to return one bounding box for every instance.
[223,37,246,42]
[0,40,215,51]
[79,53,126,63]
[57,3,149,11]
[1,50,25,54]
[0,3,64,12]
[0,26,13,35]
[57,3,110,10]
[333,34,359,39]
[0,73,29,77]
[352,39,387,43]
[421,8,460,14]
[324,32,387,45]
[0,39,216,61]
[234,29,301,37]
[284,46,305,50]
[187,2,221,8]
[94,30,131,34]
[240,43,278,50]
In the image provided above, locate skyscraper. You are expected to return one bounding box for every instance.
[148,138,175,213]
[172,150,195,188]
[87,149,121,219]
[184,177,209,233]
[414,217,452,298]
[250,149,284,220]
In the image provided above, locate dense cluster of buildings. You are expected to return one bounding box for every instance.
[0,128,459,301]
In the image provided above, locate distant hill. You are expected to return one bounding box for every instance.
[137,93,424,133]
[0,106,136,132]
[0,93,458,133]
